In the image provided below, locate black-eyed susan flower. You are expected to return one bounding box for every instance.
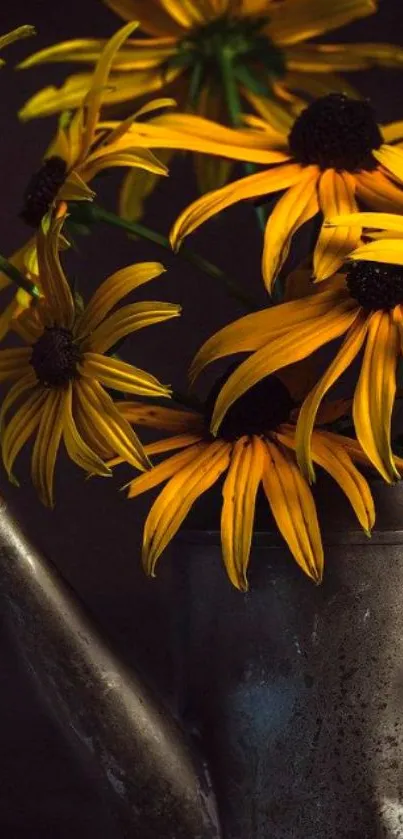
[188,227,403,485]
[170,95,403,289]
[20,23,170,230]
[112,366,380,591]
[0,217,180,507]
[17,1,403,201]
[0,25,35,64]
[18,0,403,125]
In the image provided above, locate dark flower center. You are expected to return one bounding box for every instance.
[288,94,382,172]
[346,259,403,310]
[173,14,285,101]
[20,156,67,228]
[204,362,294,441]
[30,327,81,387]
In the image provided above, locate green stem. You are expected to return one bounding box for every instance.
[69,202,259,312]
[0,254,39,298]
[219,49,265,231]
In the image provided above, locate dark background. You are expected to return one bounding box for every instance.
[0,0,401,835]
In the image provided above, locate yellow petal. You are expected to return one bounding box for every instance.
[127,442,207,498]
[295,313,367,481]
[0,370,37,429]
[142,440,230,576]
[117,400,203,433]
[80,352,170,398]
[373,145,403,185]
[315,170,361,281]
[80,148,168,182]
[86,301,181,353]
[1,387,47,481]
[210,299,357,436]
[324,211,403,232]
[353,311,400,482]
[280,426,375,533]
[81,22,139,156]
[284,69,359,100]
[75,378,150,471]
[105,0,183,36]
[189,276,348,384]
[355,169,403,214]
[63,382,111,477]
[36,216,75,328]
[171,163,303,251]
[262,165,319,293]
[261,439,323,583]
[0,25,36,54]
[221,436,264,591]
[348,238,403,265]
[145,433,204,455]
[0,347,32,382]
[382,121,403,144]
[158,0,206,28]
[267,0,375,46]
[76,262,165,337]
[31,388,66,507]
[119,149,174,221]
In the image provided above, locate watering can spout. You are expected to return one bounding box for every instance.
[0,501,221,839]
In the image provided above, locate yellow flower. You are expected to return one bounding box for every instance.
[17,1,403,204]
[20,23,170,229]
[19,0,402,125]
[0,23,171,342]
[113,369,379,590]
[0,25,35,65]
[170,95,403,290]
[189,226,403,485]
[0,217,180,507]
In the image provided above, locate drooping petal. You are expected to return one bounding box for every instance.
[221,435,264,591]
[0,347,32,382]
[189,276,348,384]
[63,382,111,477]
[119,149,174,221]
[210,300,358,436]
[75,378,150,471]
[86,301,181,353]
[267,0,375,46]
[355,169,403,214]
[262,165,319,293]
[145,433,205,455]
[127,442,207,497]
[0,369,37,429]
[36,216,75,328]
[324,211,403,233]
[261,439,324,583]
[1,388,47,482]
[314,170,361,281]
[76,262,165,337]
[295,312,368,481]
[278,426,375,534]
[80,353,170,398]
[382,122,403,143]
[142,440,230,576]
[31,387,66,507]
[373,145,403,184]
[158,0,207,28]
[353,311,400,482]
[171,163,304,251]
[79,147,168,182]
[117,400,204,433]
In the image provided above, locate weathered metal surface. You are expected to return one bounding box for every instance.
[0,500,220,839]
[173,479,403,838]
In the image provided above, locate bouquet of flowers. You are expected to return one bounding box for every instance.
[2,0,403,596]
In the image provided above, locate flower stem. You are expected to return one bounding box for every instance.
[0,253,39,298]
[218,48,265,231]
[68,202,260,312]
